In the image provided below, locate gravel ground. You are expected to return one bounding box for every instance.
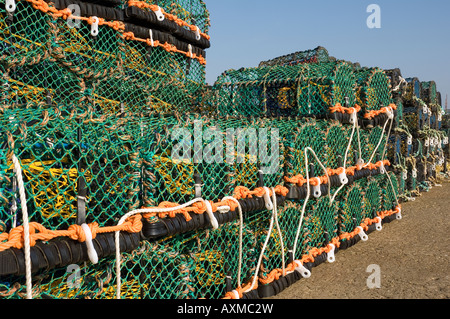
[270,179,450,299]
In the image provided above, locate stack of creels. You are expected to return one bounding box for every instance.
[211,60,357,118]
[0,0,210,115]
[353,67,394,128]
[258,46,331,67]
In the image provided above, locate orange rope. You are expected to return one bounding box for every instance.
[329,103,362,114]
[284,160,390,187]
[364,104,398,120]
[0,185,288,252]
[0,214,143,252]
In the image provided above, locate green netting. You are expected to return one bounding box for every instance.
[420,81,437,105]
[0,106,141,230]
[212,61,357,117]
[258,46,331,67]
[0,1,51,68]
[355,67,392,112]
[338,183,365,235]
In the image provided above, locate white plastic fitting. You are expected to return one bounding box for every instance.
[294,260,311,278]
[379,161,386,174]
[356,226,368,241]
[90,16,99,37]
[81,223,99,264]
[263,187,274,211]
[395,206,403,220]
[425,138,430,147]
[6,0,16,13]
[407,136,413,146]
[338,169,348,185]
[312,177,322,199]
[195,26,201,41]
[349,110,357,125]
[402,170,408,181]
[149,29,154,46]
[412,168,418,179]
[154,6,165,21]
[327,244,336,263]
[375,216,383,231]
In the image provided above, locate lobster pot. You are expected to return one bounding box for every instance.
[212,61,357,118]
[385,68,404,97]
[49,0,125,81]
[354,67,392,114]
[258,46,331,67]
[0,107,141,231]
[279,198,339,260]
[403,77,422,106]
[141,114,236,207]
[0,1,52,68]
[420,81,437,105]
[337,183,366,236]
[4,59,87,110]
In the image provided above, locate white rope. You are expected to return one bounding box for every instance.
[291,147,329,260]
[329,108,358,203]
[363,114,392,168]
[11,154,32,299]
[114,197,206,299]
[392,76,407,92]
[244,188,277,293]
[271,188,285,276]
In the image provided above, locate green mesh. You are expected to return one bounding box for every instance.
[212,61,356,117]
[258,46,331,67]
[0,1,51,68]
[338,183,365,235]
[355,67,392,112]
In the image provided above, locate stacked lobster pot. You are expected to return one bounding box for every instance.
[0,1,447,300]
[386,68,448,199]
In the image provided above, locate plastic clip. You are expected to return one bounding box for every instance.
[327,244,336,263]
[407,136,413,146]
[444,137,449,145]
[402,170,408,181]
[194,26,201,41]
[378,161,386,174]
[154,6,165,21]
[149,29,154,46]
[425,138,430,147]
[6,0,16,13]
[395,206,402,220]
[81,223,98,264]
[375,217,383,231]
[349,108,357,125]
[412,168,417,179]
[90,16,99,37]
[356,226,368,241]
[423,105,428,114]
[263,187,274,211]
[312,178,321,199]
[338,168,348,185]
[294,260,311,278]
[385,106,394,120]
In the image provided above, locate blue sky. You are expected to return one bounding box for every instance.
[204,0,450,108]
